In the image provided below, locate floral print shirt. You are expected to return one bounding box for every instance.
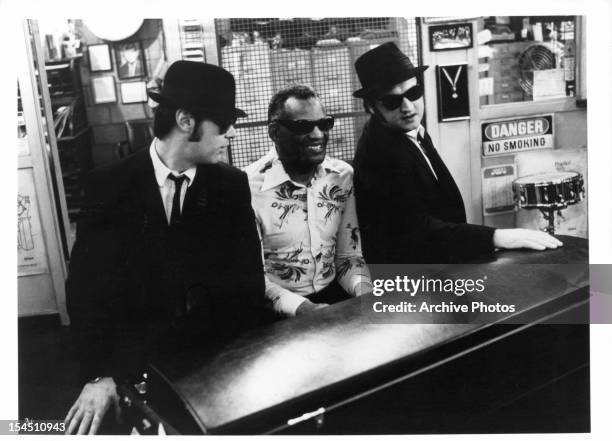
[245,150,371,316]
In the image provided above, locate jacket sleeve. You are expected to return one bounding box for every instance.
[354,139,494,263]
[383,165,495,263]
[65,169,127,383]
[223,171,266,331]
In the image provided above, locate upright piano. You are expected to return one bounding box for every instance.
[119,235,589,434]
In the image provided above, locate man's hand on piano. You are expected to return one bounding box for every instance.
[64,376,120,435]
[493,228,563,251]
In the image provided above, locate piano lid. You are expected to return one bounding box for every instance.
[153,236,588,431]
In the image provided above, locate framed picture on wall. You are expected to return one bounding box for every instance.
[429,22,473,51]
[422,17,477,24]
[436,64,470,122]
[115,41,147,79]
[91,76,117,104]
[120,81,148,104]
[88,43,113,72]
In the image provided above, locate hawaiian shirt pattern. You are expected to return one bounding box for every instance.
[245,150,370,316]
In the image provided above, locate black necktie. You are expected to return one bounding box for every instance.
[417,132,464,206]
[417,133,445,180]
[168,174,187,226]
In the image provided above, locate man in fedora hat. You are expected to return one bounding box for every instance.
[352,42,562,264]
[64,61,265,434]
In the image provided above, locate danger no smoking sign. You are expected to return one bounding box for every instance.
[481,115,554,157]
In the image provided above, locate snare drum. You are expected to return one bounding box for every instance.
[513,171,585,209]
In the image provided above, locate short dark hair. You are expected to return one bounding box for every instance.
[267,84,321,123]
[152,104,178,139]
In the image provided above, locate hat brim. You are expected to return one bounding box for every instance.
[353,65,429,98]
[148,90,248,119]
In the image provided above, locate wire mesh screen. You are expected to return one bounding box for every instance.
[215,17,421,168]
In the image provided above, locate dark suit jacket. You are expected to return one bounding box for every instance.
[66,149,265,383]
[353,116,495,264]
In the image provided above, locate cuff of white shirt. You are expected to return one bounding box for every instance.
[350,274,373,297]
[285,295,309,317]
[267,284,309,317]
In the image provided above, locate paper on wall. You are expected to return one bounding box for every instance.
[479,77,493,96]
[533,69,566,101]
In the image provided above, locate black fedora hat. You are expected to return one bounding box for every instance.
[353,42,428,98]
[148,60,247,119]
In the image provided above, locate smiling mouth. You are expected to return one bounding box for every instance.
[306,144,324,153]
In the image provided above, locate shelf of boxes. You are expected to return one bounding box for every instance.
[326,116,356,163]
[270,49,314,91]
[222,44,274,123]
[311,46,353,115]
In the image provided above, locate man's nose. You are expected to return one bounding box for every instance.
[225,125,237,139]
[400,97,416,112]
[309,125,325,139]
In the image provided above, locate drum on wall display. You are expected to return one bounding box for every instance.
[513,171,584,210]
[513,171,585,235]
[514,147,587,238]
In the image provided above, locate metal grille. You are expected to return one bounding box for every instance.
[215,17,421,168]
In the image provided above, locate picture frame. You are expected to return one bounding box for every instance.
[422,17,477,24]
[91,76,117,104]
[120,81,148,104]
[436,64,470,122]
[114,41,147,79]
[429,22,473,51]
[88,43,112,72]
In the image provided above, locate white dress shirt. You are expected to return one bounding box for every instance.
[149,140,197,224]
[245,149,371,316]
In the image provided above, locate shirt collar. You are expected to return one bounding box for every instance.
[259,149,341,192]
[406,125,425,141]
[149,139,196,187]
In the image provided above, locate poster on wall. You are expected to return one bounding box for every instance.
[514,147,588,238]
[481,164,517,216]
[18,168,49,276]
[482,115,554,157]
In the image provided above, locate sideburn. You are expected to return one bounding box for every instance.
[188,117,205,142]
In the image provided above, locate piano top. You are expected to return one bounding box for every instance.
[152,235,589,432]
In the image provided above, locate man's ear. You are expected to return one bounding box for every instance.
[268,123,280,143]
[175,109,194,134]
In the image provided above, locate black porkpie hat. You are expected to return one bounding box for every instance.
[353,42,428,98]
[148,60,247,120]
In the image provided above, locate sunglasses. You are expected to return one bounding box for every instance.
[378,85,424,110]
[214,117,237,134]
[273,116,335,135]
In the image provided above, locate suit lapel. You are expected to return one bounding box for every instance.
[130,149,168,230]
[182,164,211,219]
[420,131,465,209]
[403,134,442,184]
